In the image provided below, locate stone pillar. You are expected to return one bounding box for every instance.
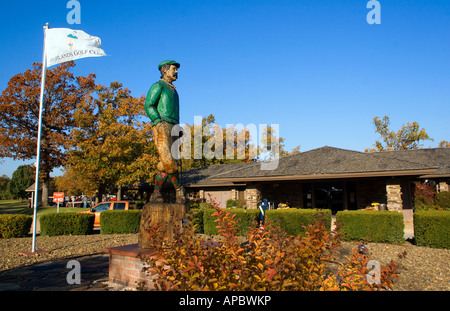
[438,181,449,193]
[244,185,261,209]
[386,180,403,212]
[231,189,238,200]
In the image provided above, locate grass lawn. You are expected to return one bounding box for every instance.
[0,200,87,217]
[0,200,29,214]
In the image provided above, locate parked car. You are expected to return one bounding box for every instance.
[77,201,129,229]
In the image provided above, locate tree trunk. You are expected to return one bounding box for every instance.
[117,185,122,201]
[41,182,48,207]
[96,184,106,204]
[40,172,50,207]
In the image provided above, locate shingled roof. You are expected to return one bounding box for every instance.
[182,162,252,187]
[182,146,450,186]
[372,148,450,176]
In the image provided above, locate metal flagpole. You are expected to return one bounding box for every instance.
[31,23,49,253]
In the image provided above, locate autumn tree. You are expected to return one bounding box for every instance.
[66,81,157,202]
[438,140,450,148]
[0,62,96,206]
[365,115,433,152]
[258,125,301,160]
[179,114,257,171]
[177,115,300,171]
[53,169,95,197]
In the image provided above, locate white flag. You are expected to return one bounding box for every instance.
[46,28,106,67]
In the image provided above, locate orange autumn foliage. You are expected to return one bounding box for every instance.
[0,61,95,205]
[0,62,95,172]
[143,207,402,291]
[66,81,157,199]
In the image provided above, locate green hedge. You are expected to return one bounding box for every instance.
[435,192,450,211]
[134,200,144,210]
[100,210,141,234]
[266,209,332,236]
[199,202,214,209]
[40,213,95,236]
[226,199,236,208]
[202,208,332,237]
[188,209,205,234]
[414,210,450,249]
[0,214,33,238]
[203,209,260,236]
[336,210,404,243]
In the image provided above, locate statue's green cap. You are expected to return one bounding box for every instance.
[158,60,180,70]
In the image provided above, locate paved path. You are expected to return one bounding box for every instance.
[0,254,110,291]
[402,209,414,239]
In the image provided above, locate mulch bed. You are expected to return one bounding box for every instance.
[1,234,449,291]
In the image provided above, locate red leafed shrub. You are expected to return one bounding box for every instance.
[143,207,402,291]
[414,181,436,209]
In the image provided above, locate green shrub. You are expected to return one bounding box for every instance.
[188,208,204,234]
[188,201,199,209]
[40,213,94,236]
[0,214,33,238]
[199,202,213,210]
[414,196,438,210]
[134,200,144,210]
[414,182,435,209]
[266,209,332,236]
[415,204,439,211]
[226,199,236,208]
[203,208,259,236]
[202,208,332,237]
[100,210,141,234]
[435,191,450,211]
[414,210,450,249]
[336,210,404,243]
[236,199,246,209]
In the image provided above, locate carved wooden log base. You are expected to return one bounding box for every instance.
[138,202,189,249]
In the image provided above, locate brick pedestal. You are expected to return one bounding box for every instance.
[104,244,160,290]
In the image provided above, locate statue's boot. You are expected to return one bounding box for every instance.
[149,191,163,203]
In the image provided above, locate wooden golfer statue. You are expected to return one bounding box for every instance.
[145,60,185,204]
[139,60,188,248]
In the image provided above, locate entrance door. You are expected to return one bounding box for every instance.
[314,182,344,214]
[204,190,231,209]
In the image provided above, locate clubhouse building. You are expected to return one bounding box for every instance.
[182,146,450,213]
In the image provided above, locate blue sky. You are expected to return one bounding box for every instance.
[0,0,449,178]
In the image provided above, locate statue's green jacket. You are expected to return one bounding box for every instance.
[145,80,179,125]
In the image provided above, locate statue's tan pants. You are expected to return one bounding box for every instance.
[153,121,178,174]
